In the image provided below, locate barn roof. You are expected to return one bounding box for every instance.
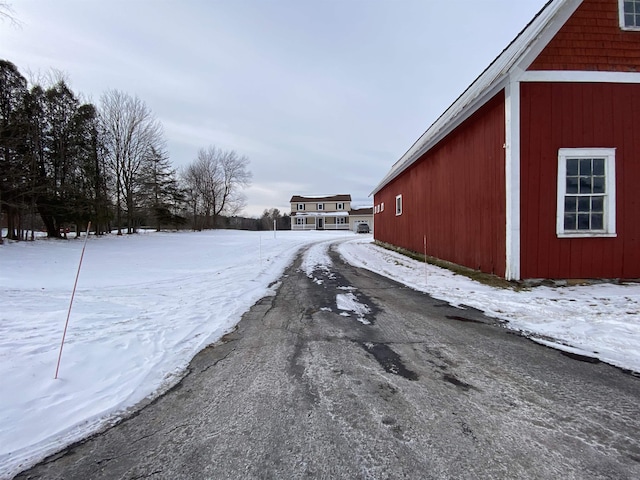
[290,194,352,203]
[371,0,580,195]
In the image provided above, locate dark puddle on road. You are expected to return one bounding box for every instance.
[442,373,473,391]
[560,350,601,364]
[446,315,483,324]
[360,342,418,381]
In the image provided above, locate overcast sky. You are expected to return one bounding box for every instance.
[2,0,546,216]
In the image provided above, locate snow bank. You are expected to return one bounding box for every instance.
[337,237,640,374]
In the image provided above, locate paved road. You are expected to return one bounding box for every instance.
[15,242,640,479]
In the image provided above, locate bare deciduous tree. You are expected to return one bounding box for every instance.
[99,90,164,234]
[182,146,251,229]
[0,2,20,26]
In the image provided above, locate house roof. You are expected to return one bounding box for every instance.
[290,194,352,203]
[371,0,580,196]
[349,207,373,216]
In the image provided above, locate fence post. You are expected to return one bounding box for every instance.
[424,234,428,287]
[55,221,91,379]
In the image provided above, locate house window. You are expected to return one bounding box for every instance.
[395,195,402,216]
[317,203,324,211]
[336,217,346,224]
[297,203,305,211]
[620,0,640,29]
[337,202,344,210]
[295,217,305,225]
[556,148,616,238]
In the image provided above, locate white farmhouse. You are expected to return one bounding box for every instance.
[290,194,372,232]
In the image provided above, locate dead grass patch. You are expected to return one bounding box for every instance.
[373,241,526,291]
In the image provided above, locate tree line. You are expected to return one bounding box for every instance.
[0,59,256,242]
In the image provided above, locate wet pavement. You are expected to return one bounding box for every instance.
[14,243,640,479]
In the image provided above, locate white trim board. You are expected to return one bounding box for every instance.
[521,70,640,83]
[504,80,521,281]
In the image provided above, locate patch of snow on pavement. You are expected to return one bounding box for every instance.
[337,237,640,374]
[336,293,371,325]
[300,238,341,283]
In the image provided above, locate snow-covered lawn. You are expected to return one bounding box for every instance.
[1,231,638,478]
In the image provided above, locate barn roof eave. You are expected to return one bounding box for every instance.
[371,0,581,197]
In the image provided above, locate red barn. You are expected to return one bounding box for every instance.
[372,0,640,281]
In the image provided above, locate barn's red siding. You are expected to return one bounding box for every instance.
[528,0,640,72]
[520,82,640,279]
[374,92,506,276]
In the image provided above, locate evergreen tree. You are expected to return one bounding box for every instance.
[0,60,29,241]
[140,146,185,231]
[0,61,182,241]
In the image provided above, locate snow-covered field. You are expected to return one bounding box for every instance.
[1,230,638,478]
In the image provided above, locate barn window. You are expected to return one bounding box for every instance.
[556,148,616,238]
[395,195,403,216]
[619,0,640,29]
[381,202,384,212]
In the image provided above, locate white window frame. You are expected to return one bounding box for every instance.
[395,195,402,216]
[619,0,640,30]
[337,202,344,210]
[297,203,305,211]
[295,217,305,225]
[556,148,616,238]
[336,217,346,224]
[317,203,324,211]
[381,202,384,212]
